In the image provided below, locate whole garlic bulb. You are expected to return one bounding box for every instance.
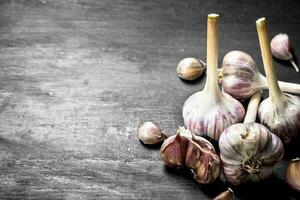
[256,18,300,144]
[138,122,167,145]
[219,123,284,185]
[220,50,300,102]
[177,58,206,81]
[258,94,300,144]
[183,14,245,140]
[270,33,299,72]
[160,127,221,184]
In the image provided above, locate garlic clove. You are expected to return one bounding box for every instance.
[138,122,167,145]
[270,33,299,72]
[213,188,234,200]
[286,158,300,191]
[176,58,206,81]
[160,127,221,184]
[160,133,188,167]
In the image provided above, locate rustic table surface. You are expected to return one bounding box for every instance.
[0,0,299,199]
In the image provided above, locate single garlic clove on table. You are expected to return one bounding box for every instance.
[138,122,167,145]
[286,158,300,191]
[213,188,234,200]
[176,57,206,81]
[270,33,299,72]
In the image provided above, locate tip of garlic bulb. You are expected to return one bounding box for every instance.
[208,13,219,19]
[256,17,266,24]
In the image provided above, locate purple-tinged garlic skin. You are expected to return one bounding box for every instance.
[160,127,221,184]
[258,93,300,144]
[270,33,293,61]
[270,33,299,72]
[220,51,300,101]
[177,58,206,81]
[219,122,284,185]
[160,133,188,167]
[221,51,263,101]
[138,122,167,145]
[183,91,245,140]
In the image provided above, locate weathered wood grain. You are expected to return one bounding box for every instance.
[0,0,299,199]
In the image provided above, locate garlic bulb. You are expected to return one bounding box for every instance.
[270,33,299,72]
[160,127,220,184]
[256,17,300,144]
[138,122,167,145]
[213,188,234,200]
[182,14,245,140]
[286,158,300,191]
[177,58,206,80]
[219,50,300,102]
[219,91,284,185]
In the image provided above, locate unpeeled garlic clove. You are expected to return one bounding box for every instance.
[160,133,188,167]
[286,158,300,191]
[138,122,167,145]
[186,139,221,184]
[176,58,206,81]
[270,33,299,72]
[213,188,234,200]
[160,127,221,184]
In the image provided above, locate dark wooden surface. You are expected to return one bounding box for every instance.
[0,0,300,199]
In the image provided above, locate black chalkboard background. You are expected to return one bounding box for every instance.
[0,0,299,199]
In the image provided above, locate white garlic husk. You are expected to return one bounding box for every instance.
[138,122,167,145]
[183,14,245,140]
[270,33,299,72]
[177,58,206,81]
[256,18,300,145]
[258,93,300,144]
[220,50,300,102]
[219,122,284,185]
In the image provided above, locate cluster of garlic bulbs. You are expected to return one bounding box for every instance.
[139,14,300,196]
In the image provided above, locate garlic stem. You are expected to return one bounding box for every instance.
[204,14,221,98]
[290,60,299,72]
[256,18,283,105]
[243,91,262,123]
[257,73,300,94]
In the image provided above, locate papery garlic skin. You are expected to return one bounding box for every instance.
[270,33,298,72]
[160,127,221,184]
[270,34,293,60]
[219,123,284,185]
[213,188,234,200]
[220,50,300,101]
[286,158,300,191]
[177,58,206,81]
[258,93,300,144]
[183,91,245,140]
[160,133,188,167]
[221,51,263,101]
[138,122,167,145]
